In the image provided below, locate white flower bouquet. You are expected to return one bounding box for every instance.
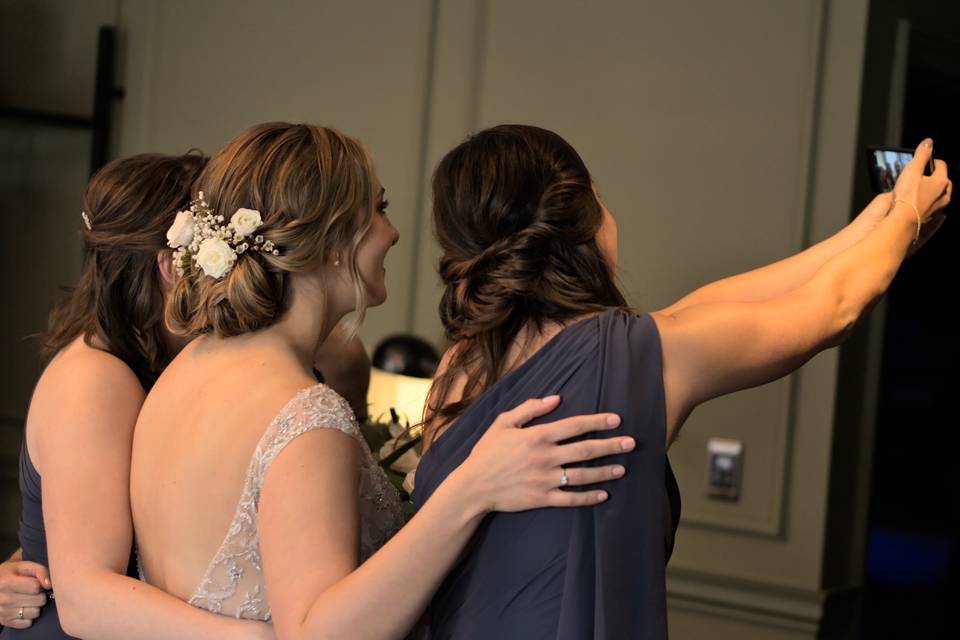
[359,408,423,518]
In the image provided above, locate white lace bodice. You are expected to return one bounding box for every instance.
[185,384,405,620]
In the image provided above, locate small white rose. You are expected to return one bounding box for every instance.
[166,211,196,248]
[230,208,262,237]
[195,237,236,279]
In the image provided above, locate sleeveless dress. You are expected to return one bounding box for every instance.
[413,311,681,640]
[147,384,405,620]
[0,370,154,639]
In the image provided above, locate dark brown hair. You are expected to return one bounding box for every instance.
[425,124,629,439]
[166,123,378,338]
[42,153,207,382]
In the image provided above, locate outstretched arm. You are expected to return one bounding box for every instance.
[653,141,950,442]
[660,190,945,315]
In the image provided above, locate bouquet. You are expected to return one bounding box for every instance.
[360,408,423,519]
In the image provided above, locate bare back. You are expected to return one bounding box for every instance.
[129,337,316,602]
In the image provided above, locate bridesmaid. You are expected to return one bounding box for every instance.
[414,126,950,639]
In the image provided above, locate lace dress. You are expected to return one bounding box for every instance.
[179,384,405,620]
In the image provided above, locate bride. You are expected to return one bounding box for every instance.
[129,122,632,638]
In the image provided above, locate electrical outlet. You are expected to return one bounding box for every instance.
[706,438,743,500]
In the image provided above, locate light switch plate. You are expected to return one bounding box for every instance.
[705,438,743,500]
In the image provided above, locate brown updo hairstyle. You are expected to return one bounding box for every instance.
[42,153,207,383]
[425,124,629,440]
[166,123,378,338]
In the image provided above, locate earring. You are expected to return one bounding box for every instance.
[334,258,341,267]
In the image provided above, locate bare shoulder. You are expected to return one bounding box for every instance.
[43,341,144,401]
[31,341,146,442]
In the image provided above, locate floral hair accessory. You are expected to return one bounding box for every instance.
[167,191,279,279]
[81,211,92,230]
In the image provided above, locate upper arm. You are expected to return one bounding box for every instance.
[259,428,360,639]
[652,280,846,439]
[36,357,146,586]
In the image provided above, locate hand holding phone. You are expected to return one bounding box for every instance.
[888,139,950,225]
[866,145,936,194]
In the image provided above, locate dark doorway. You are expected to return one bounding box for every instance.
[860,24,960,640]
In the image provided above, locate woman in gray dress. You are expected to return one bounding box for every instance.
[414,125,950,639]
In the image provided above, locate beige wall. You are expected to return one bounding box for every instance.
[113,0,437,350]
[2,0,873,635]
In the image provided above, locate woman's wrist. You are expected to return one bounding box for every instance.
[890,199,922,241]
[438,463,492,521]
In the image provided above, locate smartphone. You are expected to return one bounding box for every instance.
[866,146,936,193]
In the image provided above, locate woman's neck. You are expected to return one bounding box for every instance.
[252,274,344,370]
[503,319,574,374]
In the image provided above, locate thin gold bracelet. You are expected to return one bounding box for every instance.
[893,198,921,244]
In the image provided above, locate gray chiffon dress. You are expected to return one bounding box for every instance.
[413,311,681,639]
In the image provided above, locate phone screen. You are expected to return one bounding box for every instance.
[866,146,935,193]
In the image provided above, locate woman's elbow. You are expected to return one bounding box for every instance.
[56,594,90,637]
[53,575,100,637]
[828,291,868,348]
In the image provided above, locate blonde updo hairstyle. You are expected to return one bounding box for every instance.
[166,123,378,337]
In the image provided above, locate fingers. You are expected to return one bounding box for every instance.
[493,396,561,430]
[932,157,948,179]
[1,617,33,630]
[1,604,42,627]
[2,575,44,595]
[912,137,934,171]
[556,464,626,487]
[0,586,47,611]
[16,592,48,608]
[531,412,621,443]
[552,435,635,467]
[13,562,51,590]
[544,488,609,507]
[936,178,953,209]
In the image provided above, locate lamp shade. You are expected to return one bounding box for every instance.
[367,367,433,432]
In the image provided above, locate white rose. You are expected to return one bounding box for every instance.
[166,211,196,248]
[230,208,262,237]
[195,238,236,279]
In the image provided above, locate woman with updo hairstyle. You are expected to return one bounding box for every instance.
[129,122,632,638]
[0,153,275,640]
[413,125,951,638]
